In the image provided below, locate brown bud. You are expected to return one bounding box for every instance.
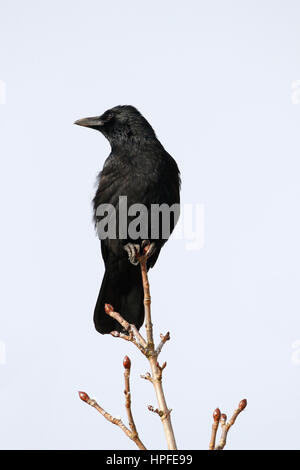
[104,303,114,314]
[220,413,227,422]
[213,408,221,422]
[123,355,131,369]
[239,398,247,410]
[78,391,90,403]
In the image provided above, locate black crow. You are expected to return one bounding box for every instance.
[74,105,180,334]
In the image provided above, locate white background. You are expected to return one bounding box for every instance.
[0,0,300,450]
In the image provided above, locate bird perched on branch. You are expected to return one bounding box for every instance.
[75,105,180,334]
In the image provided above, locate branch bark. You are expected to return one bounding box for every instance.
[104,245,177,450]
[139,255,177,450]
[209,399,247,450]
[123,356,146,449]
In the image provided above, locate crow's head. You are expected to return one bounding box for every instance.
[74,105,156,145]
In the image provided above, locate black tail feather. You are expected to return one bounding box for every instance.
[93,257,144,334]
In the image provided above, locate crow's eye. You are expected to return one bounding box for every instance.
[106,113,114,121]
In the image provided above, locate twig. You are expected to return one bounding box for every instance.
[131,325,147,349]
[209,408,221,450]
[106,305,147,355]
[103,244,177,450]
[140,372,153,383]
[78,359,147,451]
[156,332,170,356]
[123,356,146,449]
[138,248,177,450]
[210,399,247,450]
[139,255,153,349]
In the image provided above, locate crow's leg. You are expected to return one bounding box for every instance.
[123,243,141,266]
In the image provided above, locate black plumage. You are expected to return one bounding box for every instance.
[75,105,180,334]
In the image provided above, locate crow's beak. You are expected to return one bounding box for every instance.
[74,116,104,129]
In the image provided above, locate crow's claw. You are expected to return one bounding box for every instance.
[123,243,140,265]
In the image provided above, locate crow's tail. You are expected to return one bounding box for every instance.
[93,257,145,334]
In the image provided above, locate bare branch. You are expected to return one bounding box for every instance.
[140,372,153,383]
[156,332,170,356]
[209,408,221,450]
[78,390,145,449]
[79,239,248,451]
[210,399,247,450]
[138,252,153,349]
[123,356,146,449]
[131,325,147,349]
[105,304,147,355]
[137,246,177,450]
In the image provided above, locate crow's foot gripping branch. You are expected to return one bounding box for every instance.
[123,243,141,265]
[123,240,156,266]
